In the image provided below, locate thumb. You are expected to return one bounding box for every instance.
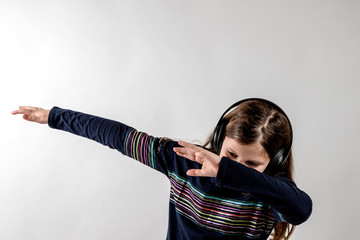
[186,169,204,177]
[23,114,33,122]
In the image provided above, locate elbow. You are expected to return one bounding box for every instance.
[286,195,313,225]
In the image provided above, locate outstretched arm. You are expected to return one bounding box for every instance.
[12,106,50,124]
[12,106,172,176]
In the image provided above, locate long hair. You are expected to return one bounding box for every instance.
[203,99,295,240]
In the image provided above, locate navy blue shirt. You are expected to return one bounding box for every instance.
[48,107,312,240]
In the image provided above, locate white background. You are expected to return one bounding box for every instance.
[1,0,359,239]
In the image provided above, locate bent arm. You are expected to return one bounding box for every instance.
[216,157,312,225]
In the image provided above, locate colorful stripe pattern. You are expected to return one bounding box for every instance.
[169,171,275,238]
[123,130,275,238]
[124,129,157,170]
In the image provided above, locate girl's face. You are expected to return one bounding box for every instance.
[220,137,270,172]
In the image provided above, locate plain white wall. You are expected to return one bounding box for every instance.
[1,0,359,239]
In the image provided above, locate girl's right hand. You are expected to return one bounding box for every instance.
[11,106,50,124]
[173,141,221,177]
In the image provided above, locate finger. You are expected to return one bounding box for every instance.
[177,141,202,151]
[186,169,205,177]
[194,152,205,164]
[12,106,41,115]
[11,110,22,115]
[173,147,185,155]
[173,147,196,161]
[19,106,39,110]
[173,146,195,154]
[23,115,31,121]
[11,109,31,115]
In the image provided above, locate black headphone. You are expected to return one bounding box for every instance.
[210,98,293,176]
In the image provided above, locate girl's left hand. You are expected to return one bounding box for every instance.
[11,106,50,124]
[173,141,222,177]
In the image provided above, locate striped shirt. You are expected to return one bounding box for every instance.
[48,107,312,240]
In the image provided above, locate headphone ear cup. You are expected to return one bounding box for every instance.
[264,148,286,175]
[211,120,228,154]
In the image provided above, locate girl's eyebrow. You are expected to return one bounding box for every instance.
[227,146,239,156]
[226,146,236,153]
[246,159,263,165]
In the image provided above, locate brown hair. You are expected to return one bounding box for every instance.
[203,99,295,239]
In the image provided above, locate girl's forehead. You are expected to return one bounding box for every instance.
[224,137,269,158]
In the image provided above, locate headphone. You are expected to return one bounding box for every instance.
[210,98,293,176]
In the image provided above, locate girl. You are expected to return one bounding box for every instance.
[12,98,312,239]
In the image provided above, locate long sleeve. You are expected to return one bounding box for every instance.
[216,157,312,225]
[46,107,312,239]
[48,106,171,175]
